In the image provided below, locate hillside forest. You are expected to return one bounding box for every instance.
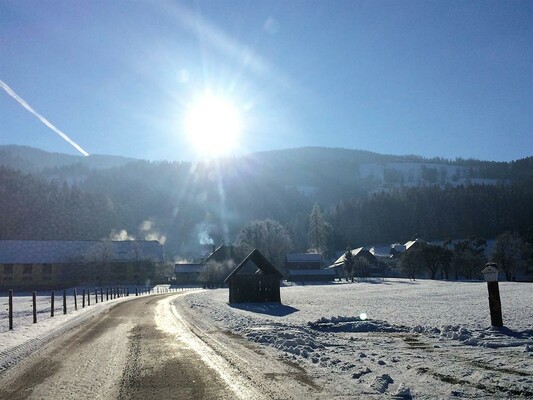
[1,146,532,276]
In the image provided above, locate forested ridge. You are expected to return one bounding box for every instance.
[1,146,532,260]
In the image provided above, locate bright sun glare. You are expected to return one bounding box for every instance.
[184,93,242,157]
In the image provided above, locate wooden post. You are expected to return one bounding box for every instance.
[63,289,67,314]
[51,290,55,317]
[487,281,503,327]
[100,288,103,302]
[482,263,503,327]
[95,288,98,304]
[82,289,86,308]
[106,288,109,301]
[8,289,13,330]
[33,291,37,323]
[135,287,138,296]
[74,288,78,311]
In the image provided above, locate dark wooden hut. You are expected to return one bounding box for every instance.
[224,249,284,304]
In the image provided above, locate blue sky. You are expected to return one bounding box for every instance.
[1,0,531,162]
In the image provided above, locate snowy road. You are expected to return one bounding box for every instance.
[0,293,316,399]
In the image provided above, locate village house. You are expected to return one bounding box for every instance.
[0,240,164,290]
[329,247,378,279]
[285,253,335,282]
[174,244,242,285]
[173,263,204,285]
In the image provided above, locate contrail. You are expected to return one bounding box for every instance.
[0,79,90,156]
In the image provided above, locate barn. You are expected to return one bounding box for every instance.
[0,240,164,290]
[224,249,284,304]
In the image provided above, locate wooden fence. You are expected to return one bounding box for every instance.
[2,285,199,331]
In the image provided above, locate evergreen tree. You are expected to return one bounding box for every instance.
[343,250,355,282]
[308,203,330,254]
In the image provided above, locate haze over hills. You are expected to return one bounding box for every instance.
[0,145,137,172]
[2,144,532,186]
[1,144,532,259]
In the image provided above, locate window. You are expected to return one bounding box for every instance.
[3,264,13,281]
[43,264,52,280]
[23,264,33,281]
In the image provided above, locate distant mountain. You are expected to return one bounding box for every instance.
[0,145,531,258]
[1,145,531,196]
[0,145,137,173]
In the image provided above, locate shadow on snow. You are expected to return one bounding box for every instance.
[229,302,299,317]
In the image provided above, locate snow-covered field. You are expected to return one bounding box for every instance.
[1,280,531,398]
[185,279,533,399]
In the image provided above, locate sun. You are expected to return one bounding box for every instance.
[184,93,242,157]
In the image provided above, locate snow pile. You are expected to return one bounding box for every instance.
[185,279,533,398]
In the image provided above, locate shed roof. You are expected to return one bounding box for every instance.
[0,240,164,264]
[224,249,284,283]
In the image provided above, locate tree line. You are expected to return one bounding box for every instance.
[1,163,533,274]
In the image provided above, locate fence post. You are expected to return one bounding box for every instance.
[63,289,67,314]
[106,288,109,301]
[88,289,91,306]
[100,288,103,303]
[95,288,98,304]
[8,289,13,330]
[74,288,78,311]
[135,287,138,296]
[82,289,86,308]
[33,291,37,323]
[51,290,55,318]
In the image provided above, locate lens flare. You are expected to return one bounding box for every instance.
[184,93,242,157]
[359,312,368,321]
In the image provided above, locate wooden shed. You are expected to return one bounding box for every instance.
[224,249,284,304]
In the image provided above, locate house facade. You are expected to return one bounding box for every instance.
[285,253,335,282]
[174,263,205,284]
[0,240,165,290]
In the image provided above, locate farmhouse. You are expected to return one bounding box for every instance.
[172,245,244,285]
[285,253,335,282]
[203,244,241,264]
[0,240,164,290]
[329,247,378,279]
[225,249,284,303]
[173,263,205,284]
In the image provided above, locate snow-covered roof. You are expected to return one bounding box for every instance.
[369,246,392,257]
[404,239,425,250]
[332,247,369,266]
[0,240,164,264]
[286,253,322,263]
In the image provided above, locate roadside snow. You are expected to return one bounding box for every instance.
[0,286,194,373]
[185,279,533,399]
